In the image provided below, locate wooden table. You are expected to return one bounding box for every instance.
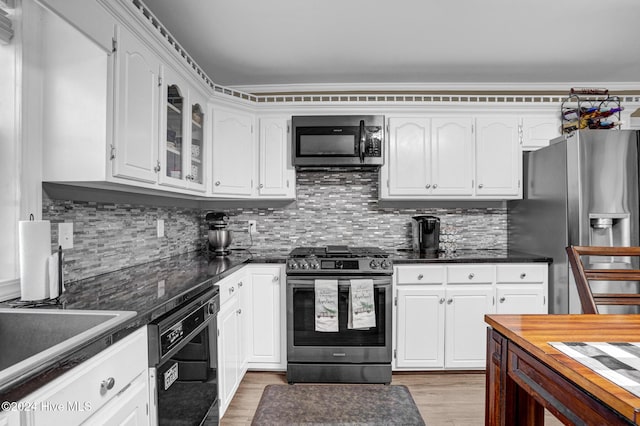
[485,314,640,425]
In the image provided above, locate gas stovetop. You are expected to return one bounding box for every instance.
[287,246,392,275]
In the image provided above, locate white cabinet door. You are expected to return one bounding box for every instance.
[247,266,282,365]
[444,286,494,369]
[496,286,546,314]
[396,287,445,369]
[83,372,149,426]
[218,296,241,418]
[159,65,190,189]
[211,107,255,197]
[385,117,431,196]
[258,117,295,197]
[431,118,474,196]
[475,118,521,198]
[521,116,561,151]
[112,25,160,184]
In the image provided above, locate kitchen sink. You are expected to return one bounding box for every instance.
[0,308,136,386]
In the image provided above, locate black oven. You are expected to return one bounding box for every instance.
[286,276,392,384]
[292,115,384,167]
[148,286,219,426]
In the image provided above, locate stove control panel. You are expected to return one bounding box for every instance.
[286,257,392,274]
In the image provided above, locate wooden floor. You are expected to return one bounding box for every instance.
[220,371,564,426]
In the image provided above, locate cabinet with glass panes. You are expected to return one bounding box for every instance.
[166,84,184,180]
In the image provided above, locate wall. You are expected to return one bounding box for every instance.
[44,169,507,282]
[219,168,507,253]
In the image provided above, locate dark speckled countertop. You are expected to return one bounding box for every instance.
[0,246,547,404]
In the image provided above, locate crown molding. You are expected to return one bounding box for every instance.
[230,82,640,96]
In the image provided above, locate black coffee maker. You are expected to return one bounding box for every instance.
[412,215,441,254]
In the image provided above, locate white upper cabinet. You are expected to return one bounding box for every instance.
[112,25,161,184]
[211,106,255,197]
[520,115,561,151]
[475,117,522,198]
[431,117,474,196]
[258,117,295,198]
[384,117,431,196]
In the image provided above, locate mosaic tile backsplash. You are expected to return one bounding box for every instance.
[44,169,507,281]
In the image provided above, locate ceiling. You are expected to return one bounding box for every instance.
[142,0,640,92]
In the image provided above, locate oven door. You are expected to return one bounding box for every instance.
[286,276,392,364]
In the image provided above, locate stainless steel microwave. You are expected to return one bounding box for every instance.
[292,115,385,167]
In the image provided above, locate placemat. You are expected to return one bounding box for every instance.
[550,342,640,398]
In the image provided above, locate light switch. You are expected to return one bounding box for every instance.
[58,222,73,249]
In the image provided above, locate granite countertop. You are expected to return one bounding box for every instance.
[390,248,552,264]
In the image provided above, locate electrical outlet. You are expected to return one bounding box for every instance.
[248,220,257,234]
[157,219,165,238]
[58,222,73,249]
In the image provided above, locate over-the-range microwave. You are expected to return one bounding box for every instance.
[291,115,385,167]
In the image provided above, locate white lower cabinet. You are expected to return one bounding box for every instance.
[245,265,285,369]
[394,263,548,370]
[13,327,149,426]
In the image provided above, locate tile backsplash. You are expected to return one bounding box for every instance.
[44,169,507,281]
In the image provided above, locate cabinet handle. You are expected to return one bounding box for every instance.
[439,298,445,304]
[229,286,235,293]
[215,181,221,186]
[433,184,438,189]
[417,274,424,280]
[237,308,242,315]
[520,273,527,279]
[100,377,115,394]
[499,297,506,303]
[238,281,243,287]
[478,183,484,189]
[447,298,453,305]
[273,276,279,282]
[468,273,475,280]
[259,183,264,189]
[425,184,431,189]
[154,161,161,173]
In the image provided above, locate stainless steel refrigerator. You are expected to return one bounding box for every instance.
[508,129,640,314]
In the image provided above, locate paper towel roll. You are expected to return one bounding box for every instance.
[19,220,51,301]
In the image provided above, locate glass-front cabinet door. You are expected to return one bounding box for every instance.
[187,101,206,191]
[165,84,184,181]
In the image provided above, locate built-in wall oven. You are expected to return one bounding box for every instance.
[286,246,392,384]
[148,285,220,425]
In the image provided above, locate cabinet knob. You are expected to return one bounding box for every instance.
[447,298,453,305]
[154,162,161,173]
[273,276,279,282]
[468,273,475,280]
[425,184,431,189]
[478,184,484,189]
[433,184,438,189]
[417,274,424,280]
[520,273,527,279]
[229,286,235,293]
[439,298,445,304]
[499,297,506,303]
[238,281,243,287]
[100,377,115,394]
[237,308,242,315]
[215,181,221,186]
[259,183,264,189]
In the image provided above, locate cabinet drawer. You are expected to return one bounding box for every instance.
[219,273,245,306]
[396,265,445,284]
[496,264,546,283]
[447,265,494,284]
[28,327,148,425]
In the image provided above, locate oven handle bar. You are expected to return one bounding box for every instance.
[287,277,391,288]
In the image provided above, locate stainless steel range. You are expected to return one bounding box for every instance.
[286,246,392,384]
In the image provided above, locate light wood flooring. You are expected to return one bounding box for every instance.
[220,371,564,426]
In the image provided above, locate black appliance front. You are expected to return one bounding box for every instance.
[286,277,392,384]
[292,115,384,167]
[149,286,219,426]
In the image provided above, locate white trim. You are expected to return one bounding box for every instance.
[231,82,640,95]
[0,279,20,302]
